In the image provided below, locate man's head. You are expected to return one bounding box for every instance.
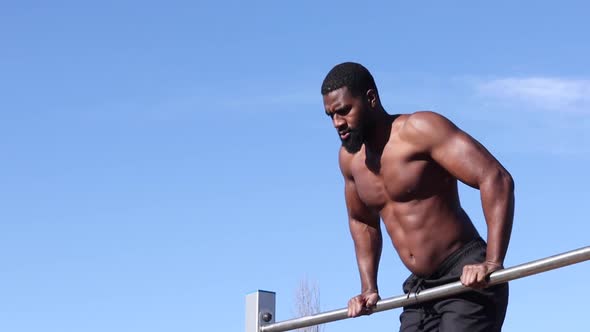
[321,62,380,153]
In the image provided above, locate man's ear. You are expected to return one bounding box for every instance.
[366,89,378,109]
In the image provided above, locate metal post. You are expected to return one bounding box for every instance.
[251,245,589,332]
[246,290,276,332]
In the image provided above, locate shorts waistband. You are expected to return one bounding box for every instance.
[430,237,486,279]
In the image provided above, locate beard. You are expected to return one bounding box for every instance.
[341,127,365,153]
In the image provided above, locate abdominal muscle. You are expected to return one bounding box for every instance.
[380,197,479,277]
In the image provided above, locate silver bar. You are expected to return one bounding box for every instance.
[260,246,590,332]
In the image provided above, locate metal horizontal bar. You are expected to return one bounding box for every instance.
[260,246,590,332]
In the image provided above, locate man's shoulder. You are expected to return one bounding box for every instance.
[397,111,456,143]
[400,110,449,130]
[338,147,355,178]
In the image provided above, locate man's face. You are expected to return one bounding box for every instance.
[323,87,368,153]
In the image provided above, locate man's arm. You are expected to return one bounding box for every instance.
[402,111,515,287]
[345,177,382,293]
[340,151,382,316]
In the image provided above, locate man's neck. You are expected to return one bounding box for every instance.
[364,109,395,155]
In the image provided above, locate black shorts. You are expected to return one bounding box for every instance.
[399,238,509,332]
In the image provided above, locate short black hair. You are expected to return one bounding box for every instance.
[321,62,378,96]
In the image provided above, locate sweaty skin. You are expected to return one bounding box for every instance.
[323,87,515,318]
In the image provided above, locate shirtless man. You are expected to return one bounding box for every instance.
[321,63,514,331]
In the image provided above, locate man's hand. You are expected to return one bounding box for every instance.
[347,290,380,317]
[460,261,503,289]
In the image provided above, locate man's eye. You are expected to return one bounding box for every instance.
[337,107,351,115]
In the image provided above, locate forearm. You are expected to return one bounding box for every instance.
[480,170,515,265]
[350,219,382,292]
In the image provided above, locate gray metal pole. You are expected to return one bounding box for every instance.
[259,246,590,332]
[246,290,276,332]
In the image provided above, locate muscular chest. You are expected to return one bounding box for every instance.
[351,153,444,209]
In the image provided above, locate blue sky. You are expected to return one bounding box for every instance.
[1,1,589,332]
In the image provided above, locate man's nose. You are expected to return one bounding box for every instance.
[333,114,346,129]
